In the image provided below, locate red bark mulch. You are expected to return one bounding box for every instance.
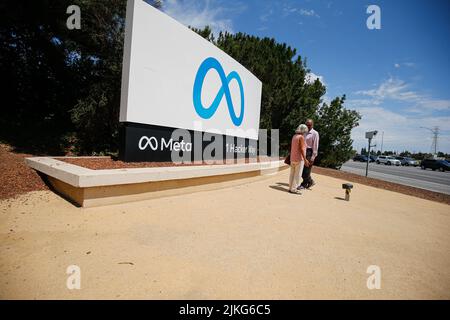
[59,156,282,170]
[0,144,49,200]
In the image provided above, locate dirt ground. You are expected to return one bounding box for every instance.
[1,169,449,299]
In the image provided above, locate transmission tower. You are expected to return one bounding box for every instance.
[420,126,439,157]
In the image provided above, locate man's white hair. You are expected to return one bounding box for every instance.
[295,124,308,134]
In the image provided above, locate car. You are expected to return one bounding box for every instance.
[420,159,450,172]
[395,156,408,166]
[395,156,419,166]
[403,157,420,167]
[353,154,368,162]
[369,155,377,162]
[376,156,401,166]
[376,155,386,164]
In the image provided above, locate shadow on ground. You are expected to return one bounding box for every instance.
[269,182,290,193]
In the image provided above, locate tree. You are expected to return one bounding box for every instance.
[0,0,77,154]
[66,0,127,154]
[1,3,361,168]
[0,0,129,154]
[314,96,361,168]
[193,28,360,168]
[399,151,411,157]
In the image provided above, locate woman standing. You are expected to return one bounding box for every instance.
[288,124,309,194]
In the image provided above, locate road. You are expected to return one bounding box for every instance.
[340,161,450,195]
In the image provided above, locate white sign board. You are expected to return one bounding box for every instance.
[120,0,262,140]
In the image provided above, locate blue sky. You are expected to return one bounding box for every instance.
[160,0,450,153]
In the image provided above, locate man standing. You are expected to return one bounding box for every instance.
[300,119,319,189]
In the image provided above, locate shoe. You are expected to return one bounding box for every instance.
[309,180,316,188]
[289,189,301,194]
[297,185,305,190]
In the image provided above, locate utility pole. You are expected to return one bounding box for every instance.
[380,131,384,155]
[365,131,378,177]
[420,126,439,158]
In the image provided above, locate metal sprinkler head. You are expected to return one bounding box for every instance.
[342,183,353,201]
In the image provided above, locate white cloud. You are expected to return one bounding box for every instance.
[282,4,320,18]
[403,62,416,67]
[305,72,326,85]
[350,107,450,153]
[354,77,450,113]
[322,95,332,105]
[416,99,450,112]
[348,77,450,152]
[259,9,273,22]
[299,9,320,17]
[355,77,419,102]
[163,0,246,35]
[394,62,416,69]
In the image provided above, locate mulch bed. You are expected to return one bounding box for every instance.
[314,166,450,205]
[59,156,282,170]
[0,144,49,200]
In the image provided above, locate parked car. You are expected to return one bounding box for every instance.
[404,157,420,166]
[420,159,450,171]
[369,155,377,162]
[395,156,419,166]
[376,156,401,166]
[353,154,368,162]
[395,156,408,166]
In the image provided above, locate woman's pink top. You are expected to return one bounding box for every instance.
[290,134,306,163]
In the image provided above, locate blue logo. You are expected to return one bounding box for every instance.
[193,57,244,126]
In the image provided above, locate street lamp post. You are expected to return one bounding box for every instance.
[365,131,378,177]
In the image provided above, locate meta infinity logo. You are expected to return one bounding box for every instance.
[193,57,244,126]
